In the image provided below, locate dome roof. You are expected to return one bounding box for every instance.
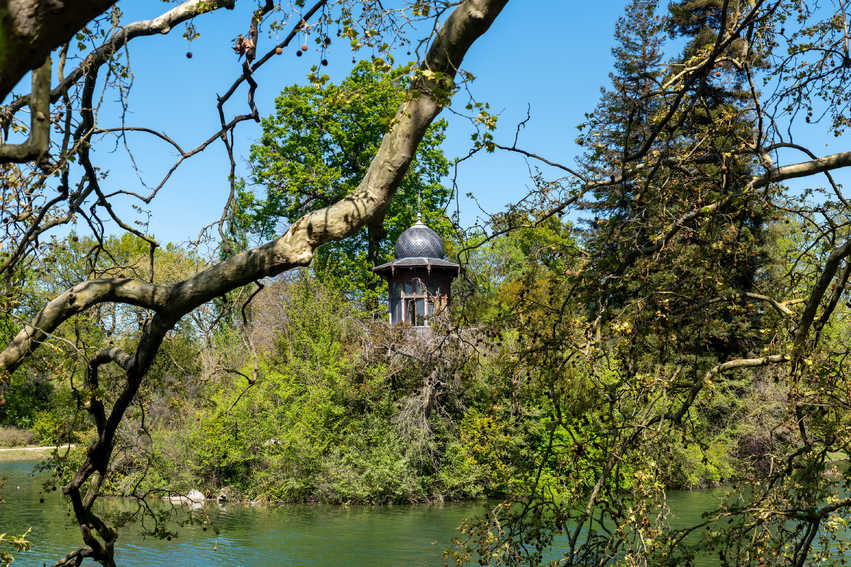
[394,220,445,259]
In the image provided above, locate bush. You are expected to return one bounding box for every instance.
[110,275,551,503]
[0,426,35,447]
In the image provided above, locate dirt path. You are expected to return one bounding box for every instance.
[0,445,76,461]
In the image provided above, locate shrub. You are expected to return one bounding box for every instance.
[0,426,35,447]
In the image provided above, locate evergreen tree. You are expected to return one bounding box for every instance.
[579,0,775,366]
[578,0,666,281]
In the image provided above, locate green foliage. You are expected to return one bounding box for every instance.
[240,60,452,305]
[1,233,208,447]
[0,369,50,429]
[121,272,552,504]
[0,528,30,567]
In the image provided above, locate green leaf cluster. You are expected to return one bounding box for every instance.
[239,60,452,306]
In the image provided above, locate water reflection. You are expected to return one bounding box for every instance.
[1,460,843,567]
[0,460,485,566]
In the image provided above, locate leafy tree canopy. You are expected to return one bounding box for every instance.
[237,60,452,304]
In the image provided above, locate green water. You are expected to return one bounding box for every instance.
[0,460,823,566]
[1,460,490,566]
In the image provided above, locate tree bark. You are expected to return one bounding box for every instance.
[0,0,117,101]
[0,53,48,161]
[751,151,851,188]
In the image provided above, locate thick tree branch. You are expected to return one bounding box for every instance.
[793,238,851,355]
[761,142,851,209]
[0,55,50,162]
[752,151,851,188]
[0,0,116,101]
[0,279,169,375]
[812,259,851,344]
[704,353,793,378]
[743,291,798,318]
[86,346,132,436]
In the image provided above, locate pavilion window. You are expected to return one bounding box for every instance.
[415,298,426,326]
[391,296,401,324]
[392,276,441,326]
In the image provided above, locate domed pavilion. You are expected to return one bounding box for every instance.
[372,217,460,326]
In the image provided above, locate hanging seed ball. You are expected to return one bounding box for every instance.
[186,52,192,59]
[275,46,283,55]
[39,497,45,503]
[321,59,328,66]
[301,43,308,51]
[296,50,302,57]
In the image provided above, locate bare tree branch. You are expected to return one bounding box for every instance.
[4,0,237,114]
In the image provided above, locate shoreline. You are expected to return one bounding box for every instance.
[0,445,76,461]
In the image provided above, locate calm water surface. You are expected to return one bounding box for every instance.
[0,460,814,566]
[0,460,489,566]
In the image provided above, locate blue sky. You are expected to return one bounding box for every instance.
[79,1,848,246]
[83,1,626,245]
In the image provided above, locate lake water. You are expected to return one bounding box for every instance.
[1,459,490,567]
[0,460,829,566]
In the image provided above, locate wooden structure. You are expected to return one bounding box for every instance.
[373,219,460,326]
